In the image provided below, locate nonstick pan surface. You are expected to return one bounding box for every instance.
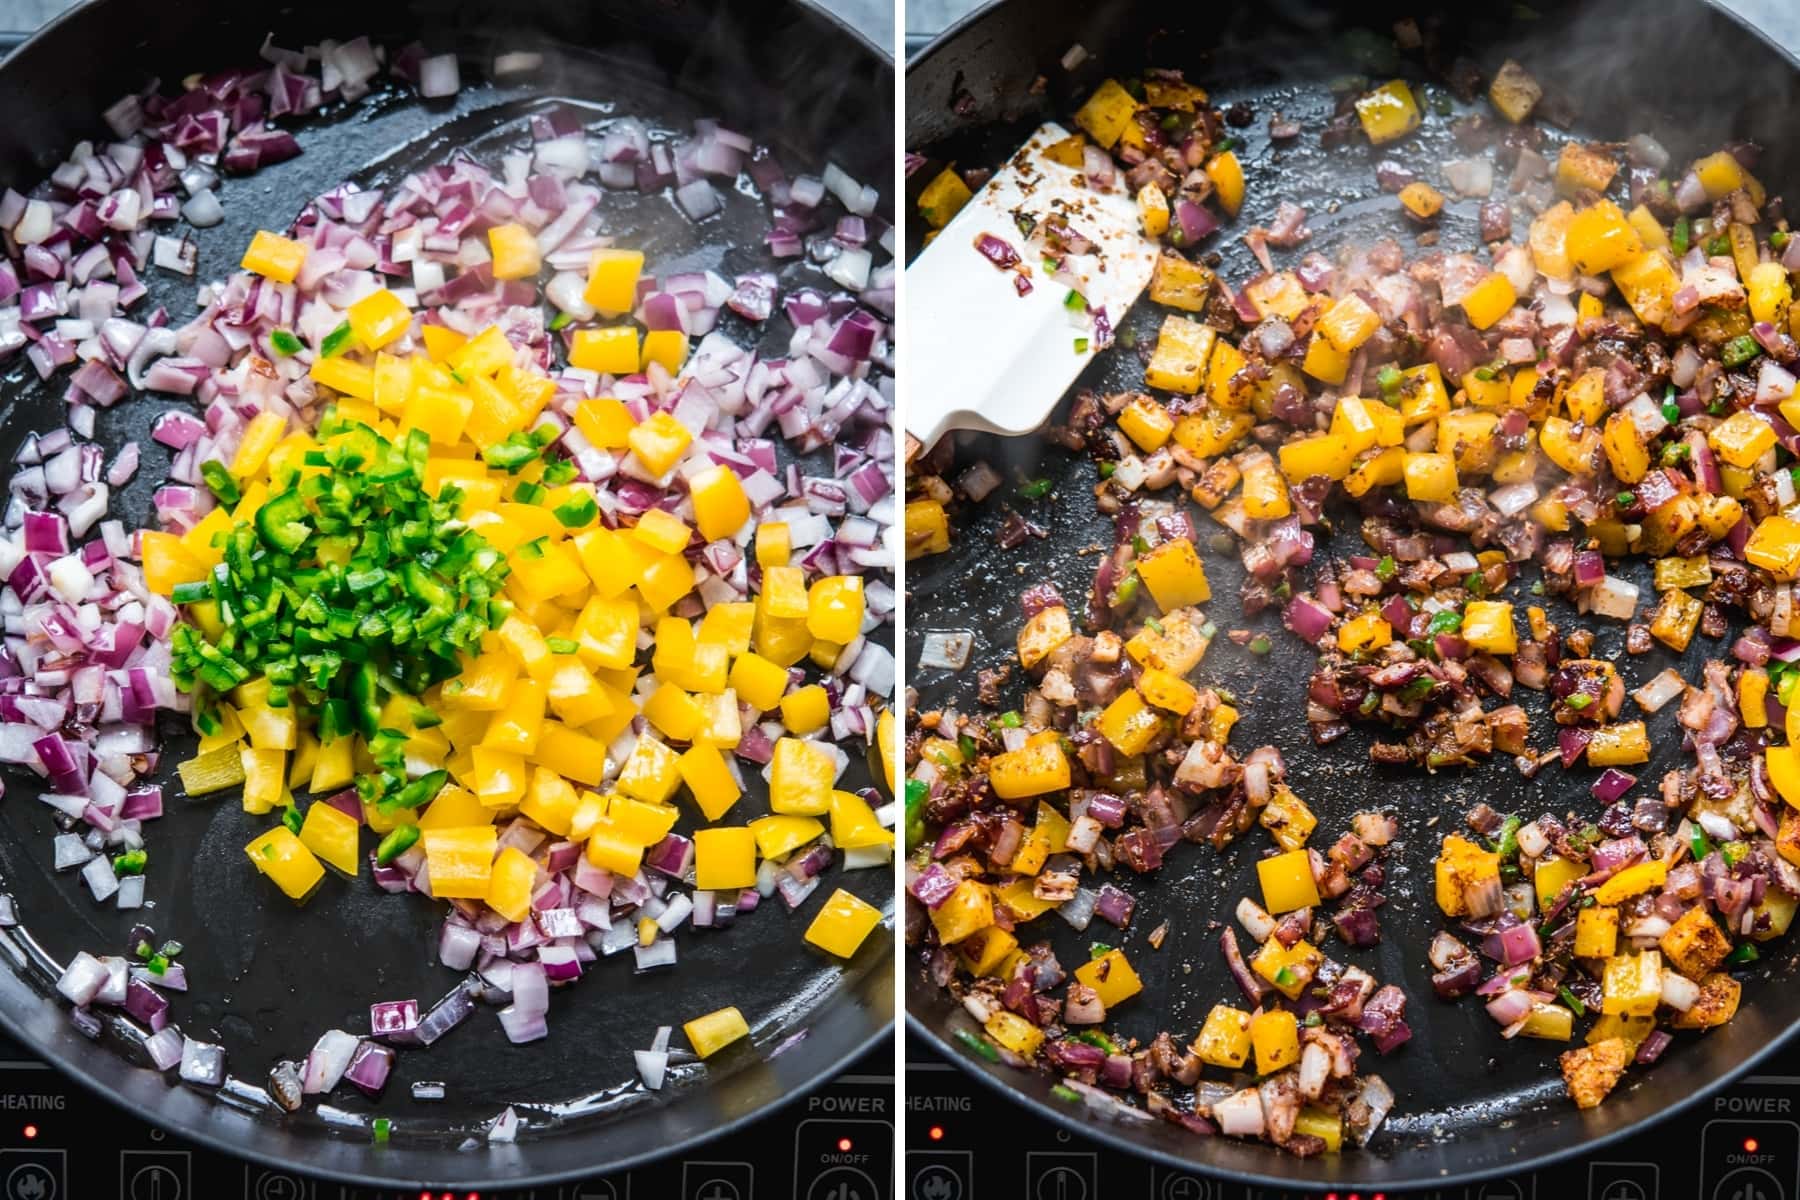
[905,0,1800,1188]
[0,0,893,1188]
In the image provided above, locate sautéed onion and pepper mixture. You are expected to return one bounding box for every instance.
[0,35,897,1138]
[907,28,1800,1155]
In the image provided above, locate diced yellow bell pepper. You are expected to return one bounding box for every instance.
[1300,333,1349,385]
[487,222,542,281]
[485,846,539,923]
[805,887,883,958]
[241,230,307,284]
[1279,433,1358,483]
[1556,142,1619,195]
[1336,609,1392,654]
[1460,601,1516,654]
[1694,150,1746,199]
[297,801,359,875]
[584,819,646,876]
[763,733,837,818]
[774,684,828,735]
[982,1008,1044,1059]
[1294,1108,1343,1153]
[1586,722,1650,767]
[1574,905,1621,959]
[1149,251,1215,312]
[1354,80,1420,144]
[829,787,893,851]
[748,814,824,861]
[1535,854,1585,911]
[724,651,786,714]
[584,248,644,314]
[753,521,793,568]
[693,826,758,891]
[1252,937,1322,1000]
[1601,951,1664,1017]
[642,330,688,373]
[1096,689,1165,756]
[931,879,995,945]
[239,702,298,752]
[1746,516,1800,580]
[918,167,973,228]
[246,825,325,901]
[1749,260,1793,327]
[310,734,355,794]
[642,681,703,742]
[988,741,1071,800]
[808,575,864,643]
[1251,1009,1302,1074]
[1257,849,1321,913]
[1593,860,1668,906]
[1144,314,1216,395]
[1317,294,1382,353]
[617,736,682,805]
[239,747,286,814]
[422,825,497,898]
[1138,667,1199,716]
[688,464,751,542]
[753,585,814,666]
[1460,272,1516,331]
[1134,538,1210,611]
[177,743,247,796]
[1205,150,1244,215]
[669,744,737,823]
[1239,454,1291,519]
[230,411,288,478]
[1136,182,1170,238]
[346,288,412,352]
[625,410,691,478]
[1398,181,1444,220]
[139,531,207,595]
[446,326,514,379]
[481,677,546,755]
[1074,947,1144,1008]
[1193,1004,1253,1068]
[1073,79,1138,149]
[419,785,491,831]
[1711,410,1778,469]
[1402,451,1458,502]
[1436,834,1500,917]
[1566,200,1642,275]
[1118,394,1175,452]
[683,1006,750,1058]
[570,327,641,375]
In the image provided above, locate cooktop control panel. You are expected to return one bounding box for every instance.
[0,1030,890,1200]
[905,1032,1800,1200]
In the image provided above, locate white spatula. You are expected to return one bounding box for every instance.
[905,121,1161,450]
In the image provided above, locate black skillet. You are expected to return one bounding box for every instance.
[905,0,1800,1189]
[0,0,893,1189]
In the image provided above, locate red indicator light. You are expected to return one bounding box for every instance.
[1746,1137,1760,1153]
[928,1124,944,1141]
[22,1125,36,1140]
[837,1137,853,1152]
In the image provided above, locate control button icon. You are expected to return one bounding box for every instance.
[1713,1166,1784,1200]
[807,1166,878,1200]
[1471,1181,1535,1200]
[244,1165,313,1200]
[908,1151,969,1200]
[682,1161,753,1200]
[1155,1173,1219,1200]
[1589,1162,1659,1200]
[0,1149,63,1200]
[121,1150,190,1200]
[1026,1152,1096,1200]
[567,1182,622,1200]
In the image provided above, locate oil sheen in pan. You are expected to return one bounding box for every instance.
[0,59,891,1143]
